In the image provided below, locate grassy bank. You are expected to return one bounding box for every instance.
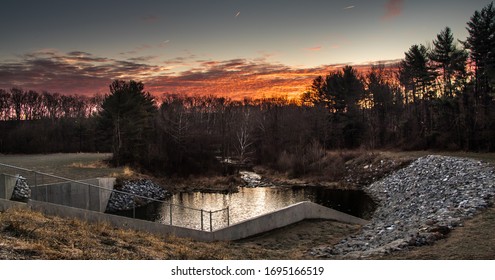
[0,207,359,259]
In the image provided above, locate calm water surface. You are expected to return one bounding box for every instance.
[124,186,375,231]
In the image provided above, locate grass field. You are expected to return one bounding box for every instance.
[0,153,125,183]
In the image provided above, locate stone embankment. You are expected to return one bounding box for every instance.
[106,179,170,212]
[312,155,495,259]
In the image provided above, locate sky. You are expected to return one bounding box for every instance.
[0,0,493,100]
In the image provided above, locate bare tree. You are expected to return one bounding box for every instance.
[235,107,254,164]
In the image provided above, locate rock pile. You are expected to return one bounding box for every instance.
[239,171,274,187]
[106,179,170,212]
[312,155,495,259]
[11,175,31,201]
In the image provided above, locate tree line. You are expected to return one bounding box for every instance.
[1,3,494,177]
[0,89,104,153]
[0,89,102,121]
[302,2,495,152]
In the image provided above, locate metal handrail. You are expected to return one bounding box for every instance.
[0,162,230,230]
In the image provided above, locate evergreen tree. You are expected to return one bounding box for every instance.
[430,27,468,97]
[303,66,365,148]
[399,44,437,102]
[98,80,157,166]
[399,45,437,147]
[464,2,495,97]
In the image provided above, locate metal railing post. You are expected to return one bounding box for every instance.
[87,184,91,210]
[45,180,48,202]
[33,171,37,200]
[209,210,213,232]
[169,203,173,225]
[227,206,230,226]
[201,209,204,231]
[132,195,136,219]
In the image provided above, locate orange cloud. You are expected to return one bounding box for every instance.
[305,46,322,52]
[0,50,399,101]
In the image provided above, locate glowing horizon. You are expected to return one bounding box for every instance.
[0,0,491,100]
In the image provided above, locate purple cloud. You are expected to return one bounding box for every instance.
[0,49,400,100]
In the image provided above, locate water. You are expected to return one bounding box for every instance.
[117,186,375,231]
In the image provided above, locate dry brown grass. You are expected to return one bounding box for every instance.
[0,207,358,260]
[0,207,234,260]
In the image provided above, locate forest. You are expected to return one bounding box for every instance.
[0,3,494,177]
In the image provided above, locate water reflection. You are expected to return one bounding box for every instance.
[143,186,375,231]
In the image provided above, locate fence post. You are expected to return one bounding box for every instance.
[227,206,230,227]
[132,195,136,219]
[201,209,204,231]
[45,180,48,202]
[169,203,173,225]
[33,171,37,200]
[209,210,213,232]
[87,184,91,210]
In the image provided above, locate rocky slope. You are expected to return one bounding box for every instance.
[312,155,495,258]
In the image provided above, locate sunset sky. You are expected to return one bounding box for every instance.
[0,0,492,99]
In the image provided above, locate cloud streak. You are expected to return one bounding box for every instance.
[0,50,399,100]
[0,50,164,94]
[305,46,322,52]
[383,0,403,20]
[141,15,159,23]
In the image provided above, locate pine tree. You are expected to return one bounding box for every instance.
[464,2,495,97]
[98,80,157,166]
[430,27,468,97]
[399,44,437,103]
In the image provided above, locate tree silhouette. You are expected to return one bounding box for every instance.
[399,44,436,103]
[98,80,157,166]
[430,27,468,97]
[464,2,495,97]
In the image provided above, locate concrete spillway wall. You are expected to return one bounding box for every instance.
[1,172,115,212]
[30,178,115,213]
[0,174,17,200]
[0,198,28,211]
[1,198,368,242]
[211,201,368,240]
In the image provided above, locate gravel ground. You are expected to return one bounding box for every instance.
[312,155,495,259]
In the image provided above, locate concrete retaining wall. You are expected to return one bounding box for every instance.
[0,198,28,211]
[30,177,115,212]
[27,200,209,240]
[5,199,367,241]
[211,201,368,240]
[0,174,17,200]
